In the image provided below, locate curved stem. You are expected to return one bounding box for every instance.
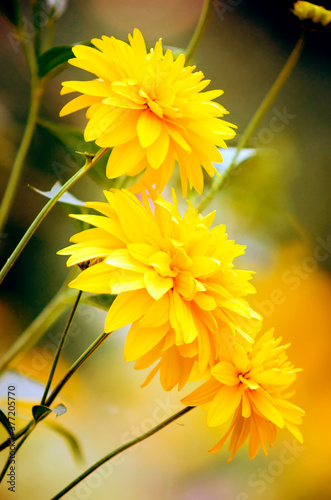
[185,0,213,63]
[0,272,77,375]
[0,148,108,286]
[45,330,112,407]
[0,82,44,234]
[50,406,194,500]
[40,290,82,405]
[197,32,306,212]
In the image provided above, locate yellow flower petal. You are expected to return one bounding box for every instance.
[211,361,239,386]
[250,389,284,428]
[137,109,162,148]
[144,270,173,300]
[207,384,244,427]
[181,378,220,406]
[105,289,153,332]
[124,322,168,361]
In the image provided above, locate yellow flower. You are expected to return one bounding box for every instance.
[181,329,304,461]
[60,29,236,196]
[58,189,260,391]
[292,1,331,26]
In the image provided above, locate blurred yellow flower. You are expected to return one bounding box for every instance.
[60,29,236,196]
[181,329,304,461]
[292,1,331,26]
[58,189,260,390]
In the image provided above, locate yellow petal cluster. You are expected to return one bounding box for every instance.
[292,1,331,26]
[181,329,304,461]
[60,29,236,196]
[58,189,261,391]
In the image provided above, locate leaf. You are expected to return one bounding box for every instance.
[37,118,112,188]
[214,145,296,240]
[0,0,20,27]
[51,403,67,418]
[82,294,116,312]
[38,41,93,79]
[213,147,257,176]
[29,181,91,232]
[0,409,14,439]
[29,182,85,206]
[44,420,84,463]
[32,405,52,422]
[32,403,67,423]
[38,45,73,78]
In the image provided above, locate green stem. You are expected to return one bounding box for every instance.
[43,17,56,52]
[50,406,194,500]
[33,0,43,58]
[185,0,213,63]
[197,32,306,213]
[45,330,112,407]
[0,82,44,235]
[0,328,112,453]
[0,292,83,476]
[40,291,83,405]
[0,422,31,452]
[0,273,77,376]
[0,148,108,286]
[0,423,34,482]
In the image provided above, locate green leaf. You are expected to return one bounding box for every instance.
[38,45,74,78]
[32,403,67,422]
[38,41,93,79]
[37,118,112,188]
[32,405,52,422]
[44,421,84,463]
[0,0,20,27]
[82,294,116,312]
[0,410,14,439]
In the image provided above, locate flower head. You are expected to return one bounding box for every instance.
[60,29,236,196]
[292,1,331,27]
[181,330,304,461]
[58,189,260,391]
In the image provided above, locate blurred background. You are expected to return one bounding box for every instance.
[0,0,331,498]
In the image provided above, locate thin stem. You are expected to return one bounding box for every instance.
[0,271,77,375]
[33,0,43,58]
[0,292,83,475]
[197,33,306,212]
[0,82,44,234]
[0,148,108,286]
[0,329,112,454]
[43,17,56,52]
[0,424,34,482]
[0,422,31,452]
[45,330,112,407]
[40,290,83,405]
[185,0,213,63]
[51,406,194,500]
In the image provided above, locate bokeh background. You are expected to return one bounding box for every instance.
[0,0,331,499]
